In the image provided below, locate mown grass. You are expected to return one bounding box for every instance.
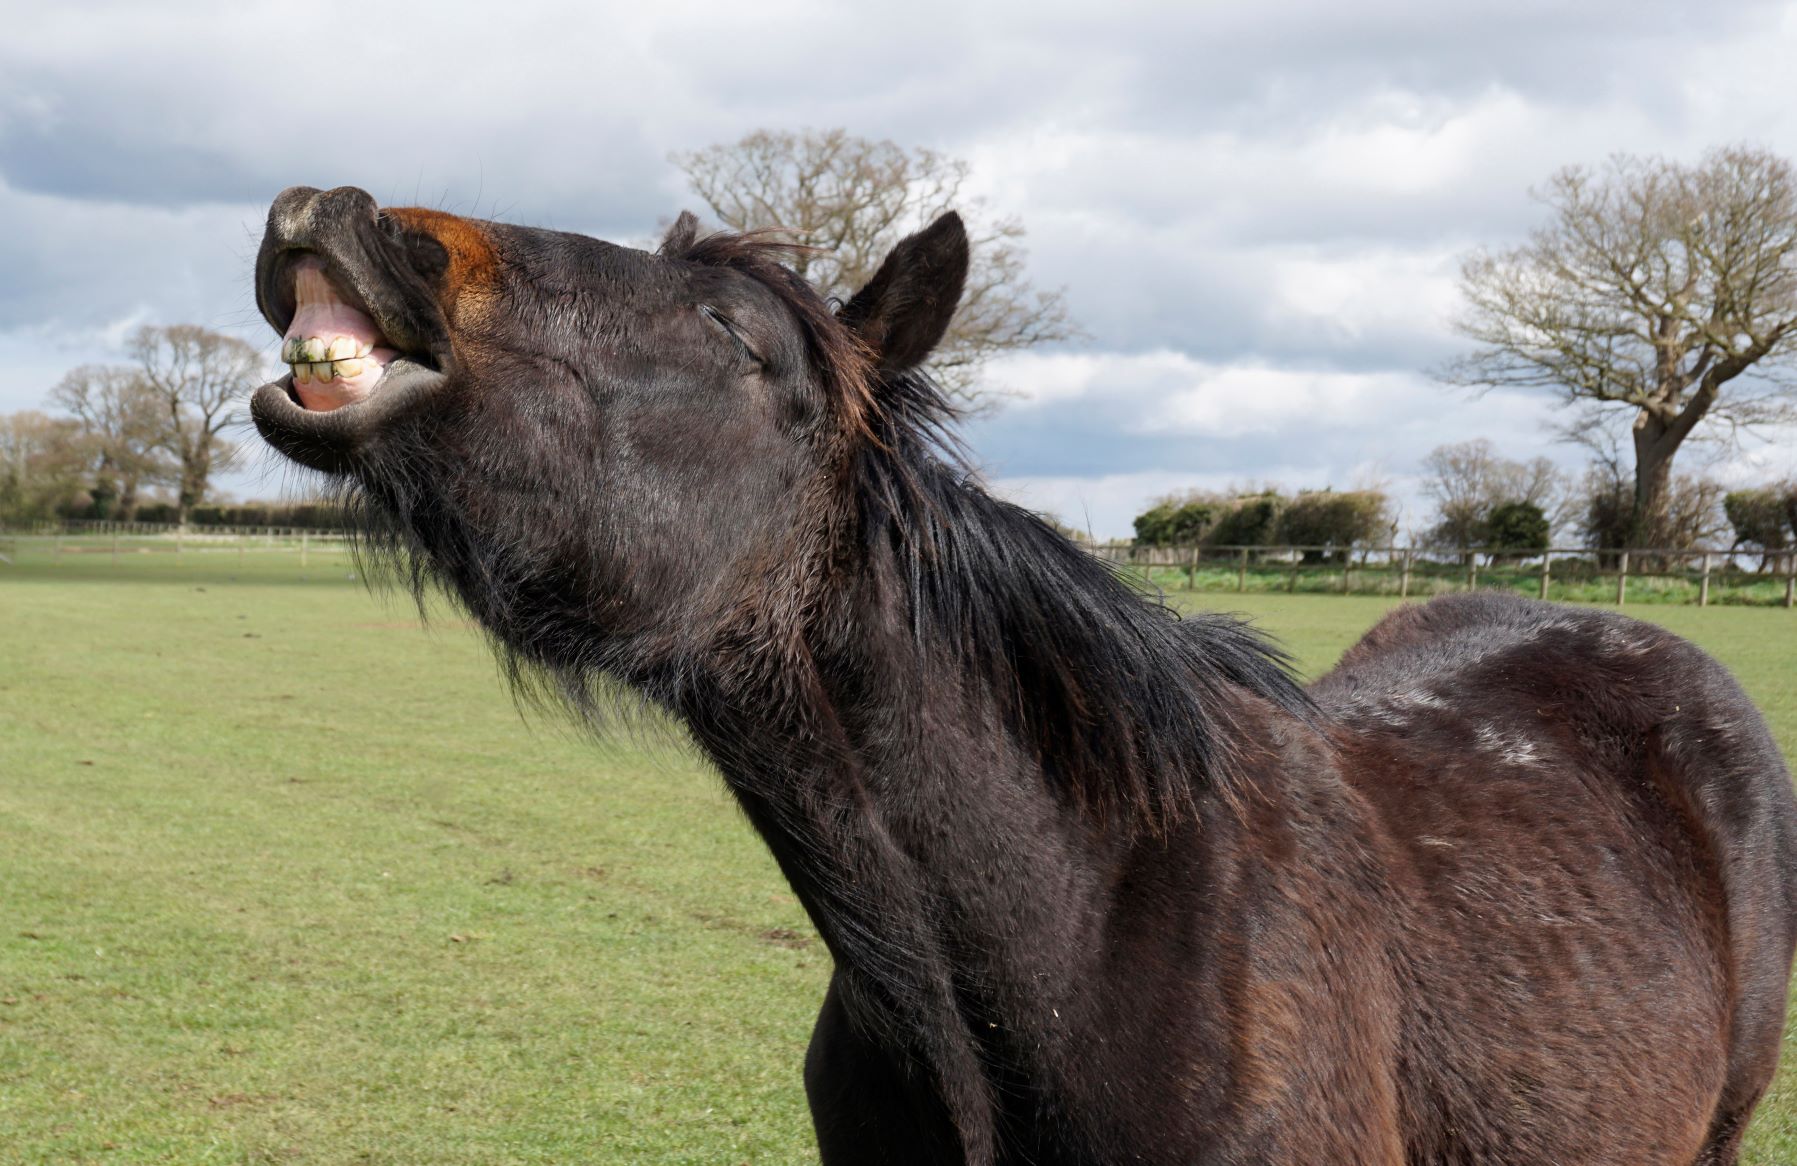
[1,552,1793,1163]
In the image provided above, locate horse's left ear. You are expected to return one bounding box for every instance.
[839,212,969,373]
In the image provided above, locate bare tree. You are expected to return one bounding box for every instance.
[50,364,172,521]
[1443,146,1797,546]
[672,128,1076,406]
[1419,439,1567,549]
[128,324,263,524]
[0,410,90,522]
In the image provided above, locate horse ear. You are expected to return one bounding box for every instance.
[839,212,968,373]
[659,210,701,257]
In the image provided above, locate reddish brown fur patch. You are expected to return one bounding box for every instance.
[384,207,500,318]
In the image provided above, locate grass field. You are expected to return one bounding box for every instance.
[2,550,1794,1164]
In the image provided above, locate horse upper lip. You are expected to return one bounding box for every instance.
[254,186,450,367]
[250,186,453,469]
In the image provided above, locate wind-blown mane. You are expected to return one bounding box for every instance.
[850,363,1314,828]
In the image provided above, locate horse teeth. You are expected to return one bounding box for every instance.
[282,337,305,363]
[311,361,334,381]
[301,337,327,362]
[327,336,358,361]
[334,358,363,378]
[293,363,313,384]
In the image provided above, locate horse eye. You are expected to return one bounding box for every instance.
[698,305,765,367]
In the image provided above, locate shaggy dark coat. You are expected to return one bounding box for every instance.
[250,185,1797,1165]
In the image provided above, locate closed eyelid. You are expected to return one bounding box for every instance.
[698,304,765,366]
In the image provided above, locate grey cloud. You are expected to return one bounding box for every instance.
[0,123,269,207]
[6,0,1797,515]
[1079,1,1785,132]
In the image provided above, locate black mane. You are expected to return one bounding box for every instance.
[850,363,1314,828]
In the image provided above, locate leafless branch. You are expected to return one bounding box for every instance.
[672,128,1078,406]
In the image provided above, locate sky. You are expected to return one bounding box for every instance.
[6,0,1797,537]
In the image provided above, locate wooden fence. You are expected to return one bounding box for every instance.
[4,522,1794,608]
[1087,543,1797,609]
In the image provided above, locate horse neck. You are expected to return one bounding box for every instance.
[674,572,1171,1163]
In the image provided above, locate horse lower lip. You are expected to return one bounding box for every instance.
[253,357,449,473]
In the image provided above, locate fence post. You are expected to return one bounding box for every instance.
[1467,553,1478,592]
[1186,546,1197,592]
[1699,553,1711,608]
[1786,552,1795,609]
[1237,546,1248,593]
[1342,550,1355,595]
[1288,551,1299,593]
[301,530,309,569]
[1616,551,1629,606]
[1399,549,1412,599]
[1539,551,1551,600]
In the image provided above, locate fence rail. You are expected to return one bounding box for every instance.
[4,523,1794,608]
[5,517,343,539]
[1087,543,1797,609]
[0,524,355,571]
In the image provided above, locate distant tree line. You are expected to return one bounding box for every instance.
[0,324,265,526]
[121,501,348,529]
[1125,438,1790,559]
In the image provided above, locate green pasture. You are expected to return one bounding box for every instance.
[1,547,1794,1164]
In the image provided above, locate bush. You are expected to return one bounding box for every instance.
[122,502,348,529]
[1724,487,1792,552]
[1132,495,1217,548]
[1208,493,1285,548]
[1276,489,1390,561]
[1485,499,1550,553]
[1131,488,1390,558]
[1132,490,1294,550]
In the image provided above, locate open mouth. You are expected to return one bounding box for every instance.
[280,256,401,412]
[250,187,453,474]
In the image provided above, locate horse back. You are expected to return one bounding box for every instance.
[1311,592,1797,1163]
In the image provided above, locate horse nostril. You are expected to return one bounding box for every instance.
[270,187,379,247]
[270,185,325,243]
[321,186,379,226]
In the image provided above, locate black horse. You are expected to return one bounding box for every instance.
[250,186,1797,1165]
